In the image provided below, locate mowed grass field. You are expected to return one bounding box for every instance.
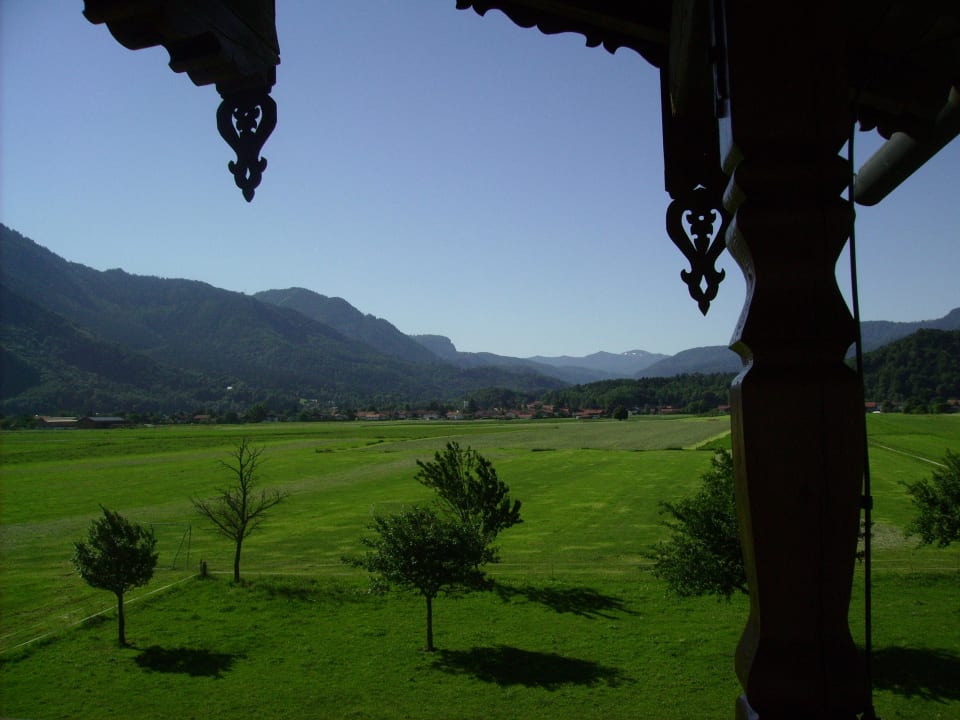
[1,415,958,719]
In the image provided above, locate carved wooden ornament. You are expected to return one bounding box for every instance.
[666,186,728,315]
[216,91,277,202]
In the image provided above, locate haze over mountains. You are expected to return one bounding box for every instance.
[253,287,672,383]
[2,224,958,414]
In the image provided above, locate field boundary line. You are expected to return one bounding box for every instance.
[2,573,197,655]
[870,442,946,467]
[688,429,732,450]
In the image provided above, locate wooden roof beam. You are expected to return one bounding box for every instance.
[855,86,960,205]
[83,0,280,201]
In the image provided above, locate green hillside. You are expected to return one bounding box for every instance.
[861,329,960,411]
[0,225,563,414]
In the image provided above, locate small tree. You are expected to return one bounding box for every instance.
[192,438,285,582]
[648,449,747,599]
[414,441,521,570]
[904,449,960,547]
[613,405,629,421]
[345,506,475,651]
[72,507,158,645]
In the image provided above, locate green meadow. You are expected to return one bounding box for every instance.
[1,415,958,719]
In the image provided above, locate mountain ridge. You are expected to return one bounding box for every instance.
[0,225,564,414]
[2,223,957,414]
[254,287,439,365]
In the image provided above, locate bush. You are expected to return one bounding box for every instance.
[648,450,746,599]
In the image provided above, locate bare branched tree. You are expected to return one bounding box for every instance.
[192,438,286,582]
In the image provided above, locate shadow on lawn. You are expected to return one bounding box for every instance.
[872,646,960,702]
[251,578,359,605]
[492,581,637,619]
[433,645,628,689]
[135,646,241,678]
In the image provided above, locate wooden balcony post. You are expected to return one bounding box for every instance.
[717,1,868,717]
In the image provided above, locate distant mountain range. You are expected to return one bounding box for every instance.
[0,226,562,414]
[250,289,672,384]
[2,223,958,414]
[253,288,438,365]
[591,310,960,379]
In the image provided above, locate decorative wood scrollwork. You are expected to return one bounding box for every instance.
[216,90,277,202]
[666,187,728,315]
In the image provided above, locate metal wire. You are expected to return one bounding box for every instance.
[848,119,881,720]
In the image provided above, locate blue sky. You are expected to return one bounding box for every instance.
[2,2,957,357]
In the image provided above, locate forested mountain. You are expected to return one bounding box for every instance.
[638,346,741,377]
[255,289,648,385]
[410,334,460,362]
[410,338,671,381]
[636,310,960,378]
[859,310,960,352]
[543,329,960,415]
[529,350,670,377]
[409,334,624,384]
[861,329,960,410]
[541,373,735,414]
[0,284,212,414]
[0,226,563,415]
[254,288,439,365]
[1,223,956,417]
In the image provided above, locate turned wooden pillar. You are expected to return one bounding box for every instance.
[717,2,868,717]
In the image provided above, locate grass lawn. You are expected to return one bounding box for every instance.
[0,573,749,720]
[1,414,958,718]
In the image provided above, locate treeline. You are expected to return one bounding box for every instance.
[860,329,960,412]
[542,330,960,416]
[541,373,735,414]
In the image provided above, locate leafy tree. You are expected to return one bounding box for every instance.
[612,405,629,421]
[684,399,712,415]
[72,507,158,645]
[345,506,476,651]
[244,402,269,423]
[414,441,521,571]
[192,438,286,582]
[344,443,521,649]
[904,449,960,547]
[861,330,960,409]
[649,449,747,599]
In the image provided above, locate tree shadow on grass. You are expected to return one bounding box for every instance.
[255,579,323,602]
[79,613,110,629]
[871,646,960,702]
[251,578,361,605]
[135,646,241,678]
[492,581,638,619]
[433,645,629,689]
